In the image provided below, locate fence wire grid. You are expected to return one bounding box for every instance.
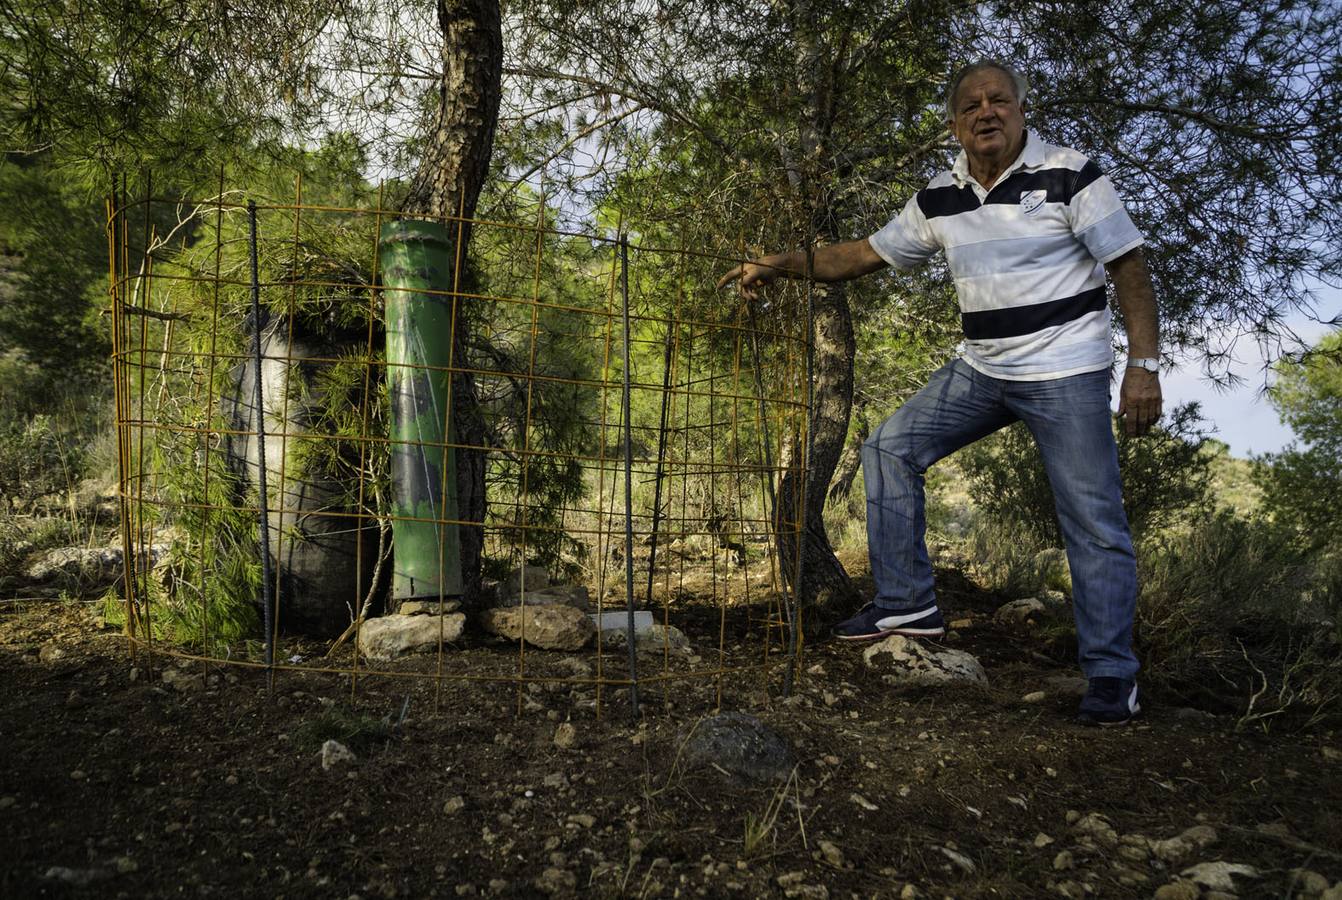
[107,173,817,719]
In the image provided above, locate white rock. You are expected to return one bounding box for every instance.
[1022,691,1047,703]
[862,636,986,685]
[357,613,465,661]
[1180,861,1260,892]
[938,846,975,874]
[320,740,356,769]
[41,866,110,887]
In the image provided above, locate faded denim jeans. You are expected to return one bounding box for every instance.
[861,358,1139,679]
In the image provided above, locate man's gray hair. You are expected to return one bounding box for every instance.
[946,59,1029,120]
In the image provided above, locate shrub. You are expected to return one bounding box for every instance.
[0,414,78,513]
[1136,511,1341,728]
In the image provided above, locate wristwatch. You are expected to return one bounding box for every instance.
[1127,357,1159,373]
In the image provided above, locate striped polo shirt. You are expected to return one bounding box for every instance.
[868,132,1144,380]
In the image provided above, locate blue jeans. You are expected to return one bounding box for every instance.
[861,358,1138,679]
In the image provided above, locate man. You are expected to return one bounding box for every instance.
[717,60,1161,727]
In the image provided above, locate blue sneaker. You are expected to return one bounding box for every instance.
[832,602,945,641]
[1076,677,1141,727]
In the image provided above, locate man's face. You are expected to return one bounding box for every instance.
[949,68,1026,169]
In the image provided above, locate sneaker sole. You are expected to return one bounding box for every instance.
[834,626,946,642]
[1077,704,1142,728]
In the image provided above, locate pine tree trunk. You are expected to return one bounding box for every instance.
[828,403,869,505]
[400,0,502,608]
[774,2,863,628]
[776,276,862,628]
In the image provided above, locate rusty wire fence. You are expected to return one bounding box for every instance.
[107,175,814,719]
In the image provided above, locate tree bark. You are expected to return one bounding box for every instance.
[775,2,864,628]
[828,402,869,504]
[400,0,502,608]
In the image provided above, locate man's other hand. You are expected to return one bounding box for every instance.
[1117,368,1162,436]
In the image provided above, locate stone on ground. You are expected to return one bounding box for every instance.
[1180,861,1260,892]
[601,622,691,655]
[994,597,1046,628]
[396,599,461,616]
[681,712,794,782]
[357,613,466,661]
[320,740,356,769]
[504,565,550,596]
[480,605,594,651]
[862,635,987,685]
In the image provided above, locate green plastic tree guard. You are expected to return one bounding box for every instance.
[379,219,464,602]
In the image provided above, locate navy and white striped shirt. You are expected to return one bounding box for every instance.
[868,132,1143,380]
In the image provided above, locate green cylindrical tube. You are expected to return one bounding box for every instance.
[379,220,463,602]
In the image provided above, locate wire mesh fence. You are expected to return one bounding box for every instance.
[107,173,814,719]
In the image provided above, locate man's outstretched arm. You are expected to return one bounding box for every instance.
[716,238,888,300]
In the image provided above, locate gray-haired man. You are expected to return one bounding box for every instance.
[718,60,1160,726]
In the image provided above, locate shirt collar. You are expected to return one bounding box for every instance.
[951,130,1044,188]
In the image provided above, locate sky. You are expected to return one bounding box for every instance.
[1145,289,1339,459]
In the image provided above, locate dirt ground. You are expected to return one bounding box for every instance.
[2,568,1340,900]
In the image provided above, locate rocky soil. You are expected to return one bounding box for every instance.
[2,566,1341,899]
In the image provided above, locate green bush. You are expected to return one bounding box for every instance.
[0,414,78,513]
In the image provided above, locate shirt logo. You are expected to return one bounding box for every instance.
[1020,189,1047,216]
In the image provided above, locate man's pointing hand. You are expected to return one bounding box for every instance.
[716,258,786,301]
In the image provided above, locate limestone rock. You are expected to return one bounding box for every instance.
[553,722,577,750]
[681,712,794,782]
[505,565,550,596]
[161,667,202,692]
[994,597,1046,628]
[1153,882,1200,900]
[602,622,692,655]
[320,740,356,769]
[862,635,987,685]
[357,613,465,661]
[1292,870,1329,896]
[1180,861,1260,892]
[494,584,590,610]
[533,867,576,895]
[396,599,460,616]
[1152,825,1219,863]
[1072,812,1118,848]
[480,605,594,651]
